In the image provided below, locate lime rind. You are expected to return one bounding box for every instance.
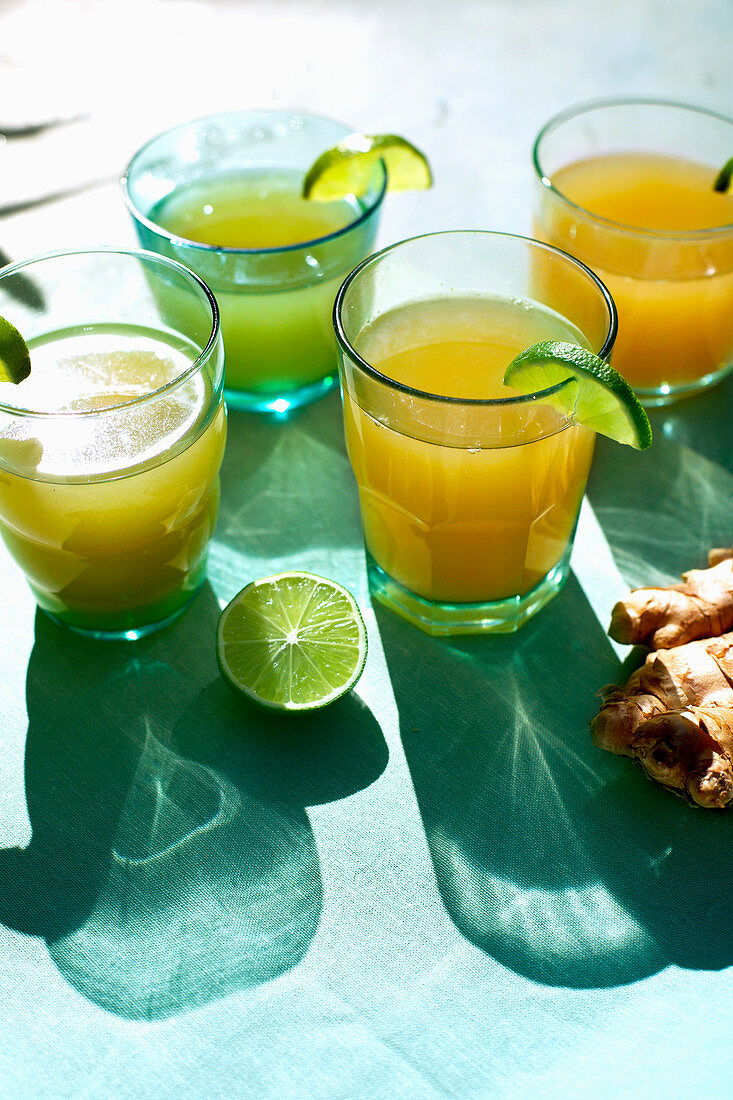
[0,315,31,384]
[302,133,433,202]
[713,156,733,193]
[504,340,652,450]
[217,571,368,712]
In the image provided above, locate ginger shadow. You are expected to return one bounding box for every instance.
[377,572,733,990]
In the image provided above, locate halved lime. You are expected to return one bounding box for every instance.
[216,571,368,712]
[0,315,31,384]
[302,133,433,202]
[503,341,652,450]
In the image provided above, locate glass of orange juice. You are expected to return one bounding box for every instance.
[0,249,226,639]
[333,231,616,635]
[534,98,733,405]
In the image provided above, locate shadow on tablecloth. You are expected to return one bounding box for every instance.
[216,390,363,563]
[381,412,733,989]
[0,582,387,1020]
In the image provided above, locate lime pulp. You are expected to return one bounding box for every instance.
[503,341,652,450]
[302,133,433,202]
[216,571,368,711]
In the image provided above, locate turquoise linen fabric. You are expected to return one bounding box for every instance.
[1,379,732,1097]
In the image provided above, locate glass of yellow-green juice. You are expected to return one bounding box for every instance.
[122,110,386,415]
[333,231,617,635]
[534,98,733,405]
[0,249,226,639]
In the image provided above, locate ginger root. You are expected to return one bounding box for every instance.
[609,547,733,650]
[595,547,733,810]
[592,634,733,808]
[634,707,733,809]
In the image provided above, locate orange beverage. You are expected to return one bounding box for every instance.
[334,232,616,635]
[534,100,733,404]
[344,296,595,604]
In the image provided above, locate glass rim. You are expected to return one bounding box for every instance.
[0,246,221,419]
[533,95,733,240]
[332,229,618,408]
[121,107,388,258]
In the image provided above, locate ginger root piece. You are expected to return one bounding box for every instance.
[593,634,733,753]
[609,550,733,649]
[709,546,733,567]
[633,707,733,809]
[592,633,733,809]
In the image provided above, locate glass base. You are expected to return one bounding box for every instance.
[634,359,733,407]
[224,372,338,416]
[40,586,201,641]
[366,547,573,636]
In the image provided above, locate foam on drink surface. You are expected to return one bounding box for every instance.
[0,327,207,480]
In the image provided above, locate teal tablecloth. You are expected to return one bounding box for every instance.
[1,371,732,1097]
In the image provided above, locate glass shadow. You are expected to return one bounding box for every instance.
[586,383,733,591]
[0,583,387,1020]
[645,366,733,472]
[216,391,362,563]
[378,571,733,989]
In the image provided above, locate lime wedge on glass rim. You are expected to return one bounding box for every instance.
[302,133,433,201]
[0,314,31,384]
[216,571,368,712]
[503,341,652,450]
[713,156,733,192]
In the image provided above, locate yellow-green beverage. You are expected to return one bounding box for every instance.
[123,111,386,414]
[150,169,367,399]
[0,249,225,639]
[0,326,226,636]
[152,169,357,250]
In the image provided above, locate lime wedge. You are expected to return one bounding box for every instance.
[0,315,31,384]
[713,156,733,193]
[302,133,433,202]
[216,571,368,712]
[503,341,652,450]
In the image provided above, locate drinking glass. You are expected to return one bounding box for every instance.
[123,110,386,415]
[0,249,226,639]
[534,98,733,405]
[333,231,616,635]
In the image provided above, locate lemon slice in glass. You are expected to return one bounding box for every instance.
[503,341,652,450]
[216,571,368,712]
[0,315,31,384]
[302,133,433,201]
